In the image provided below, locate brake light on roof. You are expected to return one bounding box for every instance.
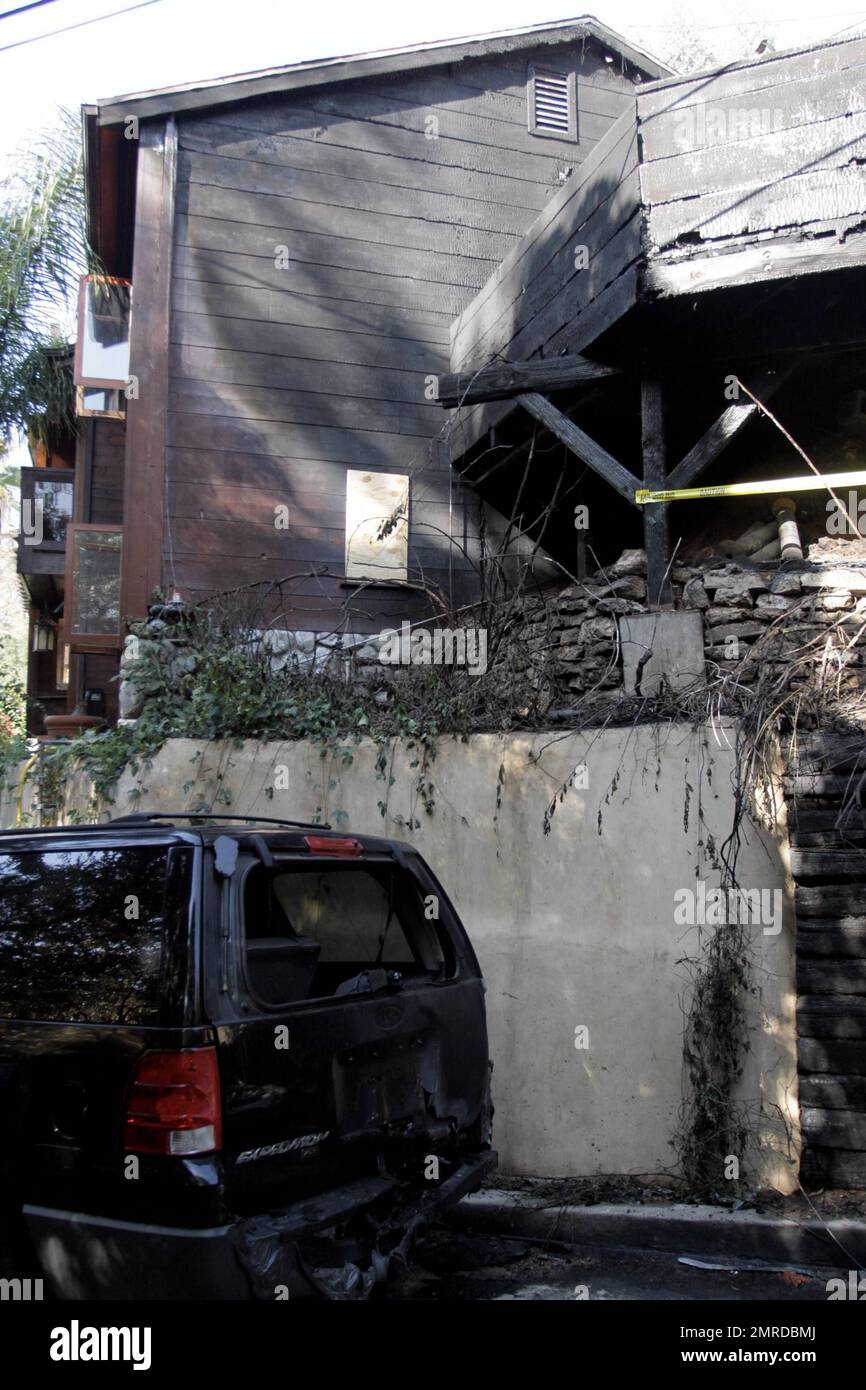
[303,835,362,857]
[124,1047,222,1156]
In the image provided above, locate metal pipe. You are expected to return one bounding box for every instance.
[772,495,804,563]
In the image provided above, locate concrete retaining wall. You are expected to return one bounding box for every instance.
[2,722,799,1189]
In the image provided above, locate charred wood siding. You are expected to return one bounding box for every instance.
[166,42,635,627]
[448,105,642,456]
[638,36,866,296]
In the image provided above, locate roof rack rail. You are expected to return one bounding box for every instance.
[106,811,332,831]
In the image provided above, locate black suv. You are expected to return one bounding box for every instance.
[0,813,495,1299]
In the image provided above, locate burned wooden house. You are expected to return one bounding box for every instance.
[15,19,866,1185]
[18,19,866,711]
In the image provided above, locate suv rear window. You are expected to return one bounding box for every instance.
[241,861,452,1007]
[0,845,190,1024]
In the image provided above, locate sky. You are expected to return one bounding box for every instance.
[2,0,866,169]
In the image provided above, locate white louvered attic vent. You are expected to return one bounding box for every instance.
[529,67,575,140]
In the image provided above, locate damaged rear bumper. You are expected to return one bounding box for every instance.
[25,1150,497,1300]
[235,1149,498,1299]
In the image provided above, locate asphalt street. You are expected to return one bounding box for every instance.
[0,1219,846,1302]
[383,1227,846,1301]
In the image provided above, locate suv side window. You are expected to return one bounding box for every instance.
[0,845,189,1024]
[240,861,451,1009]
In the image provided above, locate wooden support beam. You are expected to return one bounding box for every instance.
[436,356,621,408]
[665,364,793,493]
[466,386,610,489]
[641,379,672,607]
[517,392,640,507]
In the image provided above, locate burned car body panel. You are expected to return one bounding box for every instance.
[0,817,494,1298]
[25,1152,496,1301]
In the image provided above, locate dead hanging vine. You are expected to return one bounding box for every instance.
[20,547,567,826]
[535,590,866,1189]
[676,729,761,1192]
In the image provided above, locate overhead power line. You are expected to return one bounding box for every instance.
[0,0,161,53]
[0,0,63,22]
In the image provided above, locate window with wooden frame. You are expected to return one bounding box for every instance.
[527,65,577,140]
[19,467,74,551]
[345,470,409,583]
[74,276,131,419]
[63,524,124,652]
[76,387,126,420]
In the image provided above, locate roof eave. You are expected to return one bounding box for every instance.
[81,105,100,259]
[94,16,671,126]
[638,29,866,94]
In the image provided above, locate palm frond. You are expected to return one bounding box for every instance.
[0,108,93,440]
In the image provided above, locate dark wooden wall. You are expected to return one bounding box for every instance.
[81,651,120,725]
[164,39,640,631]
[27,637,65,734]
[85,418,125,723]
[89,418,126,525]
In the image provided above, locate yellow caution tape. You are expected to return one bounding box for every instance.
[635,469,866,506]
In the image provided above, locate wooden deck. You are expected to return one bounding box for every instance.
[449,34,866,456]
[640,35,866,295]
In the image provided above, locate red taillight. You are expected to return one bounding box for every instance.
[124,1047,222,1157]
[304,835,362,858]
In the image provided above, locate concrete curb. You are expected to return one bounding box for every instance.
[451,1190,866,1268]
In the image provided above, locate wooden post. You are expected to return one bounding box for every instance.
[641,379,672,607]
[576,529,588,581]
[121,116,177,623]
